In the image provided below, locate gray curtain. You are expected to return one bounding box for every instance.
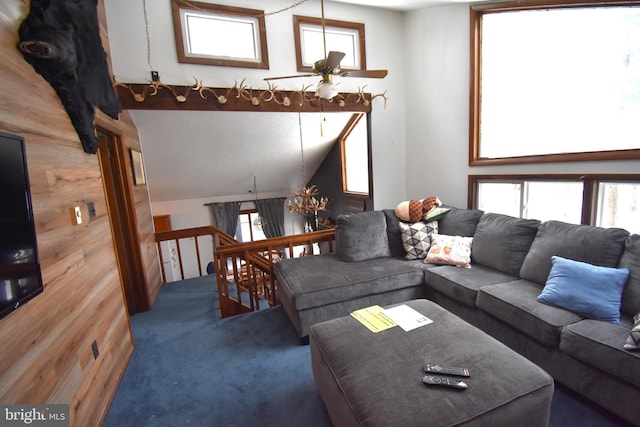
[210,202,241,237]
[256,198,286,238]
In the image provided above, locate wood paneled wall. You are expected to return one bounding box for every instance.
[0,1,162,426]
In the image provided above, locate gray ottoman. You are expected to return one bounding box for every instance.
[310,299,554,427]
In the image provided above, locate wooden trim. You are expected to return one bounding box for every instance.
[115,84,373,113]
[293,15,366,73]
[340,113,368,195]
[98,129,151,313]
[470,149,640,166]
[469,6,481,167]
[470,0,640,13]
[170,0,269,69]
[469,0,640,166]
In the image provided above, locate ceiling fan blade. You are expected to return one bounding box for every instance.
[325,51,346,69]
[264,73,317,81]
[340,69,389,79]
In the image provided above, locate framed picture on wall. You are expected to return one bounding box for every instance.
[130,149,146,185]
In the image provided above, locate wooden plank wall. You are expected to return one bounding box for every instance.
[0,1,162,426]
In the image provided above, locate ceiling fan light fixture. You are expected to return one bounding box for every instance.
[316,80,339,100]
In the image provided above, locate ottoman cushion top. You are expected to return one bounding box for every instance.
[310,299,553,427]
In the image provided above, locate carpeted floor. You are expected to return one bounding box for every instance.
[104,276,630,427]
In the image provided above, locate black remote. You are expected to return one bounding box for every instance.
[424,364,470,377]
[423,375,468,390]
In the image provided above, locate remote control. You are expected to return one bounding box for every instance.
[423,375,468,390]
[424,364,470,377]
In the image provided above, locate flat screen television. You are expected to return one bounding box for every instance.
[0,132,43,319]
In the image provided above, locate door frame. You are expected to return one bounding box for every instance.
[97,127,150,314]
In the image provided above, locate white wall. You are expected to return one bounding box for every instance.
[404,4,640,209]
[104,0,408,226]
[105,0,640,229]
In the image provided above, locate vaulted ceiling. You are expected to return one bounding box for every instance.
[132,110,355,202]
[105,0,460,204]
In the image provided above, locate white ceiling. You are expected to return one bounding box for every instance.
[334,0,470,11]
[133,111,355,202]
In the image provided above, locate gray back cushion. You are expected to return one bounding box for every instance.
[472,213,540,276]
[619,234,640,316]
[519,220,629,285]
[382,209,406,258]
[437,207,484,237]
[336,210,392,262]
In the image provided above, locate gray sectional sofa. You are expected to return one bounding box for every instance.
[274,207,640,425]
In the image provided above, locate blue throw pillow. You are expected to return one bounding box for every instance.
[537,256,630,324]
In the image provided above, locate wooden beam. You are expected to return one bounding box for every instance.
[115,83,374,113]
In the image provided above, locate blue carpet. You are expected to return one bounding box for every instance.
[105,276,629,427]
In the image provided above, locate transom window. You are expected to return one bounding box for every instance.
[470,175,640,234]
[470,1,640,165]
[171,0,269,68]
[293,16,365,72]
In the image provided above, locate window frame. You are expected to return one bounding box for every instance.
[170,0,269,69]
[293,15,366,73]
[469,0,640,166]
[340,113,371,196]
[468,174,640,227]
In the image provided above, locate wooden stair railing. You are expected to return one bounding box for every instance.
[214,229,336,319]
[155,225,336,318]
[154,225,237,283]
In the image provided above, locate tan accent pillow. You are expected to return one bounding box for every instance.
[425,234,473,268]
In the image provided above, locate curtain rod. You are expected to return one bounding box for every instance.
[203,196,286,207]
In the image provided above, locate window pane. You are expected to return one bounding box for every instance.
[343,116,369,195]
[476,180,583,223]
[300,24,359,68]
[523,182,583,224]
[597,182,640,233]
[183,11,260,61]
[250,213,266,241]
[237,212,266,242]
[238,214,249,242]
[479,6,640,159]
[171,1,268,68]
[477,182,522,217]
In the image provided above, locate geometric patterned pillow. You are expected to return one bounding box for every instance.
[624,312,640,351]
[399,221,438,260]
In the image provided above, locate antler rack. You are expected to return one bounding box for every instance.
[113,77,388,113]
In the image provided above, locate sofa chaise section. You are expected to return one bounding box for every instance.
[275,210,427,341]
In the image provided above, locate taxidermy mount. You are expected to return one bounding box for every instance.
[17,0,121,154]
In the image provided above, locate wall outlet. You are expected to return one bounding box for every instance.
[91,340,99,359]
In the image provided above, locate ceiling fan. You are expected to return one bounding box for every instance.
[264,0,388,100]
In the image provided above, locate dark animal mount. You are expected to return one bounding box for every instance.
[17,0,121,154]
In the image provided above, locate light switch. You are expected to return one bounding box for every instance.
[72,206,82,225]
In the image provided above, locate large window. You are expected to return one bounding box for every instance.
[171,0,269,68]
[470,1,640,165]
[471,175,640,233]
